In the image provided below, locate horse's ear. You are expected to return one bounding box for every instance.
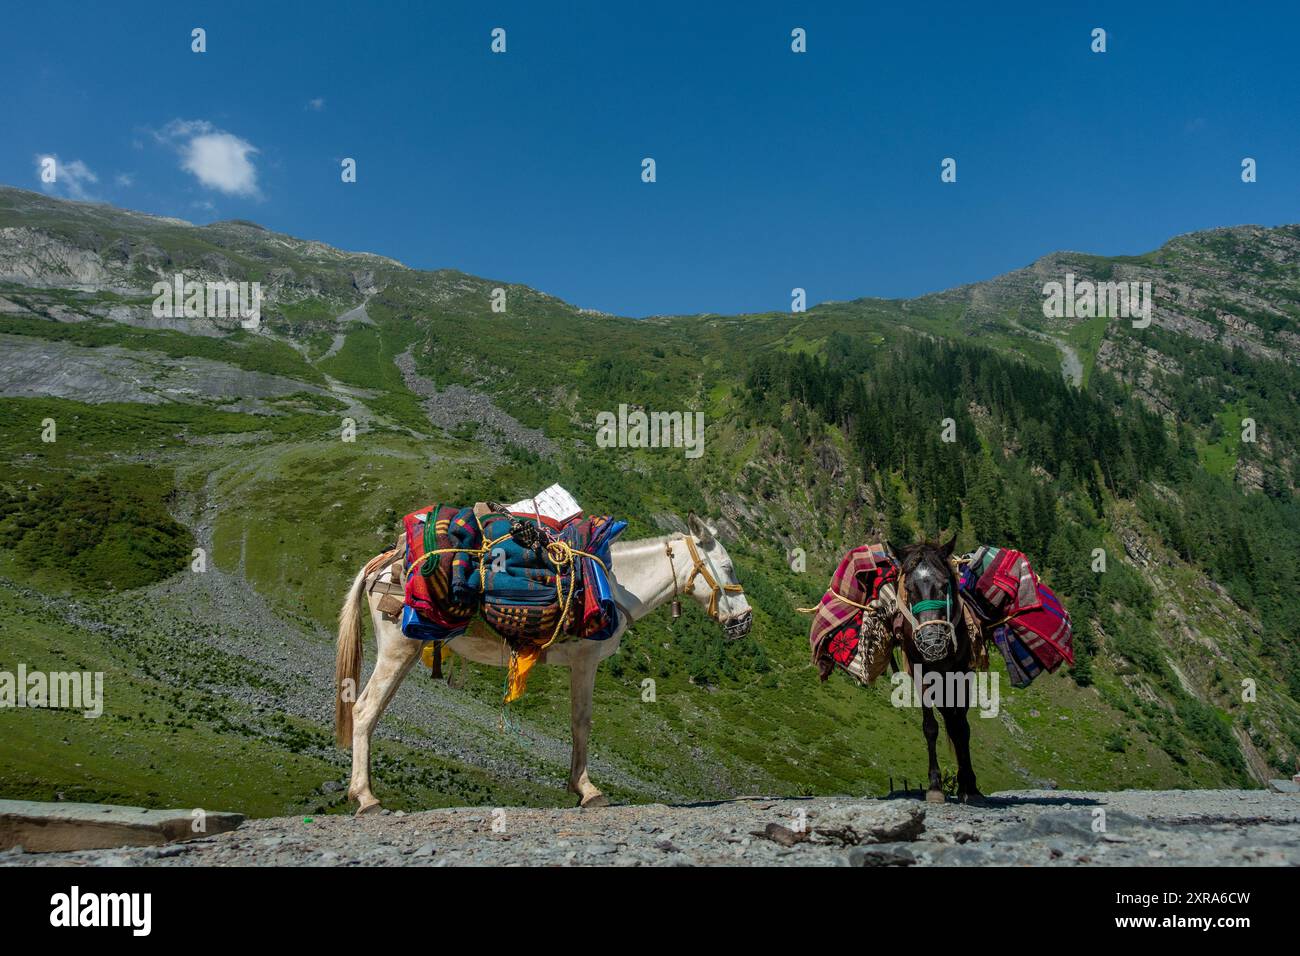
[688,512,715,546]
[940,532,958,560]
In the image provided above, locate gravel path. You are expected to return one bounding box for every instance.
[5,790,1296,867]
[318,300,374,360]
[1003,319,1084,387]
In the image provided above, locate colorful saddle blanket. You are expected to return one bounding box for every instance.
[809,542,1074,690]
[395,501,626,699]
[807,543,898,684]
[457,510,625,643]
[400,504,478,643]
[958,545,1074,687]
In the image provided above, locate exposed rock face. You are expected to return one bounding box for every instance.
[1121,529,1154,568]
[0,799,244,853]
[925,224,1300,369]
[813,440,845,482]
[0,187,403,313]
[1235,457,1267,494]
[1095,337,1182,418]
[0,226,116,287]
[350,269,380,296]
[0,333,345,411]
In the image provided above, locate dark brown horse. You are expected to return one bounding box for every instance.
[888,535,984,803]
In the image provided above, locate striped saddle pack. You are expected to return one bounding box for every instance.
[396,503,625,651]
[958,545,1074,688]
[398,504,478,643]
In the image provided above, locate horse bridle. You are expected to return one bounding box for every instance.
[665,535,745,625]
[895,561,959,663]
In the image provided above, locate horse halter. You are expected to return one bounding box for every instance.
[665,535,745,626]
[896,564,958,663]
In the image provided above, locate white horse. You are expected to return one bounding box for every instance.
[334,514,752,814]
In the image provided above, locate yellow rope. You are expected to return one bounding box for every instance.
[539,540,605,648]
[679,536,744,619]
[412,534,609,647]
[412,525,612,703]
[796,589,876,614]
[985,608,1028,629]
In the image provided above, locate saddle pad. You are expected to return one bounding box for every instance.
[825,608,895,687]
[993,625,1043,688]
[390,500,626,701]
[1007,582,1073,670]
[809,544,898,682]
[400,503,476,640]
[961,547,1074,682]
[456,511,558,608]
[972,547,1042,615]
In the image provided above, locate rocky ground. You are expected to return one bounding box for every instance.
[0,333,341,412]
[394,349,557,460]
[4,790,1297,867]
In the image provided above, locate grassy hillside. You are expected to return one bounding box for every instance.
[1,187,1297,814]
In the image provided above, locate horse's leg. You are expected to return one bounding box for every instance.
[940,704,981,802]
[922,704,945,803]
[567,649,606,808]
[348,624,421,815]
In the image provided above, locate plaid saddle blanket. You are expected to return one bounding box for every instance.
[807,543,899,685]
[958,546,1074,687]
[808,542,1072,690]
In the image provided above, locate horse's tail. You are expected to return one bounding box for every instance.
[335,555,382,749]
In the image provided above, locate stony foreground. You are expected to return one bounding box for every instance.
[3,789,1298,867]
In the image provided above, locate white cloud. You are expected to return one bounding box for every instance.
[34,154,99,200]
[156,119,261,198]
[115,172,134,187]
[306,97,325,112]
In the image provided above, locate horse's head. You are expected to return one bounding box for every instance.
[683,513,753,640]
[890,533,959,664]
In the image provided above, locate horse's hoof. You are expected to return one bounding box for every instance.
[355,799,382,816]
[925,789,947,804]
[959,791,985,805]
[579,793,610,809]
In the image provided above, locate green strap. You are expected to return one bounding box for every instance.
[910,599,947,614]
[419,503,444,576]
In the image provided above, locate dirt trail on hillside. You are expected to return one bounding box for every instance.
[1003,319,1084,386]
[318,299,374,360]
[5,790,1297,867]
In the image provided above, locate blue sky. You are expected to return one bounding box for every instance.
[4,1,1298,317]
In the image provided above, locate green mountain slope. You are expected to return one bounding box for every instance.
[1,186,1296,815]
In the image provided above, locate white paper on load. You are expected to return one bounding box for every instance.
[507,483,583,524]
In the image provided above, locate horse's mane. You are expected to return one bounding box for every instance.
[894,540,950,574]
